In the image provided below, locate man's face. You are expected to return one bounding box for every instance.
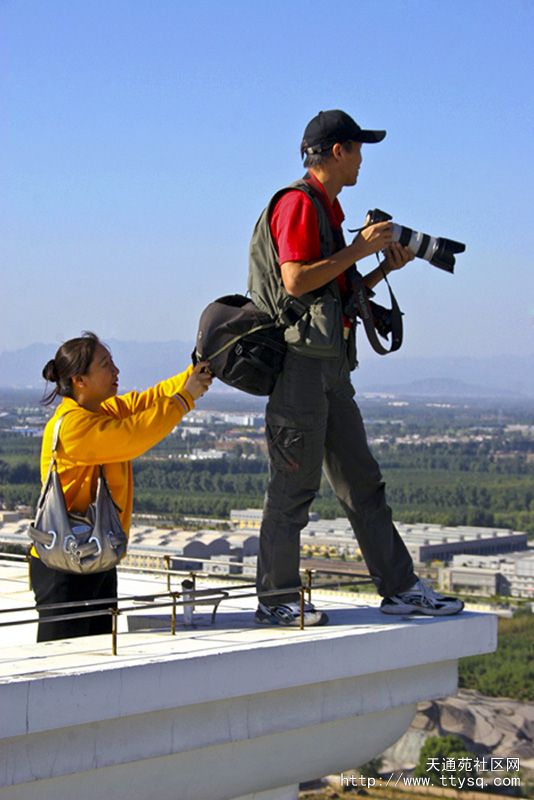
[341,141,363,186]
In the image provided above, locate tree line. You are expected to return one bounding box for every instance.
[459,608,534,701]
[1,434,532,534]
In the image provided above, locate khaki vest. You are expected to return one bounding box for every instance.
[248,178,356,364]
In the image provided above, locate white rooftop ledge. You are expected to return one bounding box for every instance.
[0,564,497,800]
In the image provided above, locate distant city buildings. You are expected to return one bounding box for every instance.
[0,403,51,437]
[1,508,531,599]
[6,426,42,437]
[124,516,534,598]
[396,524,527,563]
[232,509,529,565]
[441,553,534,599]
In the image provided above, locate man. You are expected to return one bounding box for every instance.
[248,109,463,625]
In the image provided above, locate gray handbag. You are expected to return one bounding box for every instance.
[29,414,128,573]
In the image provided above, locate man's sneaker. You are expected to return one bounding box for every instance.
[380,579,464,617]
[255,601,328,627]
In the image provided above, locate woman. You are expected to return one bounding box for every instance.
[31,331,212,641]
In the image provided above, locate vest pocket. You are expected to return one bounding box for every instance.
[284,293,342,358]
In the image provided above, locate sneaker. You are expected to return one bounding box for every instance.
[380,579,464,617]
[255,601,328,627]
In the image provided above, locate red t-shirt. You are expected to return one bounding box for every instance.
[269,175,351,322]
[269,175,344,262]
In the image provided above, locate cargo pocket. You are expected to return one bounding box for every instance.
[266,425,304,473]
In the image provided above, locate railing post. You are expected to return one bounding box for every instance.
[299,587,305,630]
[164,555,171,592]
[305,569,313,603]
[171,592,177,635]
[111,608,119,656]
[189,571,197,593]
[26,550,32,591]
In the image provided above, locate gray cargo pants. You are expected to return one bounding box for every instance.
[257,348,417,606]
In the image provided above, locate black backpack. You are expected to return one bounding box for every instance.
[193,294,286,396]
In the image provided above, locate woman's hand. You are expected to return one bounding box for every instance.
[184,362,213,400]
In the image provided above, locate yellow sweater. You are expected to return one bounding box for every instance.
[38,367,195,546]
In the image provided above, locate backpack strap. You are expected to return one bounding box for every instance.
[200,320,280,363]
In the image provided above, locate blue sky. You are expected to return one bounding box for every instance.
[2,0,533,359]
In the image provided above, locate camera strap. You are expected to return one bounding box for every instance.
[299,179,403,355]
[347,262,403,355]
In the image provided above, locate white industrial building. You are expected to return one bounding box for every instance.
[441,552,534,598]
[229,509,529,564]
[1,511,531,591]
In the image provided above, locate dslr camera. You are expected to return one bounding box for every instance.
[366,209,466,273]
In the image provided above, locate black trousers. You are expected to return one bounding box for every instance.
[30,556,118,642]
[257,349,417,606]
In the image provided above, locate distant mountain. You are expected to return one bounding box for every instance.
[0,339,194,391]
[360,377,520,399]
[354,354,534,398]
[1,340,533,399]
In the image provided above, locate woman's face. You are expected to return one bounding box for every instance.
[74,343,120,408]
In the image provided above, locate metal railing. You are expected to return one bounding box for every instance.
[0,552,373,655]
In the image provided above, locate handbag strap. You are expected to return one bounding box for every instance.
[35,415,68,511]
[37,412,109,504]
[51,414,66,455]
[52,412,106,472]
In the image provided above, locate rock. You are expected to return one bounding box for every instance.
[381,690,534,773]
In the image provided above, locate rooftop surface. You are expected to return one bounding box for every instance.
[0,558,495,687]
[0,558,497,800]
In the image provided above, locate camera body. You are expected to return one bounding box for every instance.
[366,208,466,273]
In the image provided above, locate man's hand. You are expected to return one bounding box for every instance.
[383,242,415,271]
[279,222,409,298]
[363,242,416,290]
[184,362,213,400]
[353,221,393,260]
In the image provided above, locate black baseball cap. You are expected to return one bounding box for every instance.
[300,109,386,157]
